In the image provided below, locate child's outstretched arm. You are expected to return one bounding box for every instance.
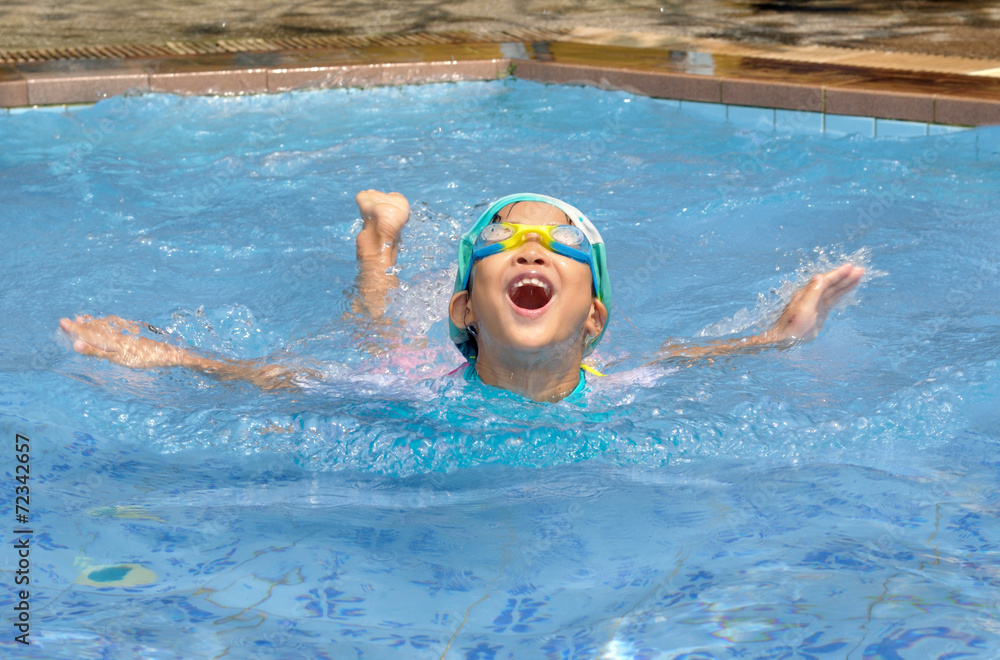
[655,263,864,362]
[59,190,411,389]
[59,315,318,390]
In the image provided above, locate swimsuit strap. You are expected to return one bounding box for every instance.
[466,357,606,378]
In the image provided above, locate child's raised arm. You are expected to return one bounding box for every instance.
[654,263,864,362]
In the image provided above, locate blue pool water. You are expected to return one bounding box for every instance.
[1,79,999,658]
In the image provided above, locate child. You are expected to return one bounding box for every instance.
[60,190,864,402]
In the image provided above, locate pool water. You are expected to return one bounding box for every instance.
[1,79,999,659]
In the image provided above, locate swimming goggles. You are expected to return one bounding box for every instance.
[464,222,599,294]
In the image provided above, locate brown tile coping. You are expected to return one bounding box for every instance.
[13,59,151,105]
[2,33,998,127]
[0,65,27,107]
[268,60,508,93]
[150,68,269,96]
[934,97,1000,126]
[825,88,935,122]
[0,80,28,107]
[5,43,512,106]
[720,79,823,113]
[28,73,147,106]
[513,60,722,104]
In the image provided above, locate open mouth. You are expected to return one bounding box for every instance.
[508,276,553,311]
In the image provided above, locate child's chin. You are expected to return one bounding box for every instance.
[505,333,570,355]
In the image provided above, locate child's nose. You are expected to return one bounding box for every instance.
[515,237,548,265]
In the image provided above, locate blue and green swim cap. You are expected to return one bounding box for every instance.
[450,193,612,360]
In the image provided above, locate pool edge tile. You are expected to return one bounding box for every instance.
[149,68,268,96]
[267,59,507,93]
[0,78,27,107]
[720,78,824,113]
[824,87,935,122]
[26,72,149,106]
[1,33,998,129]
[514,60,722,103]
[933,95,1000,126]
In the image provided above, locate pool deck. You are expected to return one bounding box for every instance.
[2,4,1000,126]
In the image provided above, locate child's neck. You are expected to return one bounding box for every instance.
[473,349,584,402]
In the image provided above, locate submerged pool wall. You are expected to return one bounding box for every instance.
[2,29,999,130]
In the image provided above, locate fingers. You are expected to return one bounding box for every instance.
[60,313,184,369]
[60,314,139,353]
[817,264,864,302]
[60,314,93,329]
[72,339,112,359]
[74,328,121,354]
[821,263,863,286]
[61,314,138,334]
[824,273,861,300]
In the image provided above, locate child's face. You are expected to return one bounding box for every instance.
[457,201,604,360]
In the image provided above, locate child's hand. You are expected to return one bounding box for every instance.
[766,263,865,342]
[59,315,184,369]
[652,263,864,364]
[355,190,411,262]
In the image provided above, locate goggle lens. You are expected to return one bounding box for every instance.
[474,223,590,254]
[549,225,587,248]
[476,223,515,245]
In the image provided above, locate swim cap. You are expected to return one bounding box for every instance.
[450,193,612,359]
